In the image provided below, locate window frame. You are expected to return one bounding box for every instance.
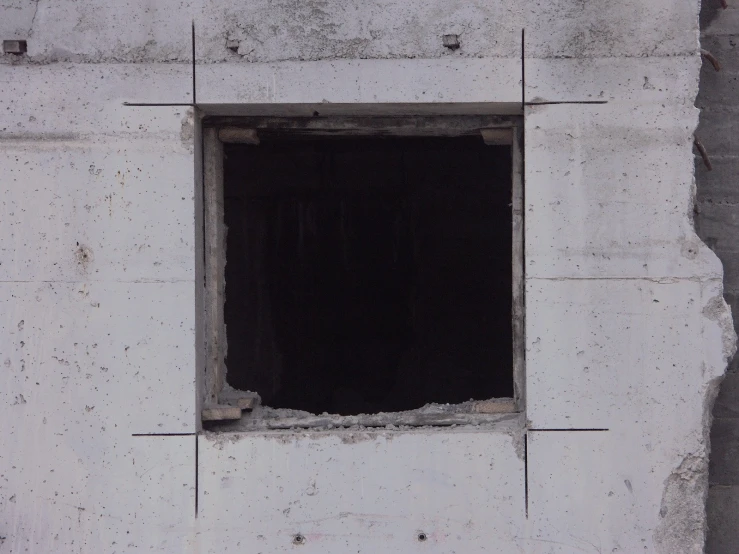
[200,114,524,428]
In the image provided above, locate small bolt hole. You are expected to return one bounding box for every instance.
[417,532,427,542]
[293,534,305,545]
[2,40,27,55]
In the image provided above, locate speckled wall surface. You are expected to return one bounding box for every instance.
[0,1,732,552]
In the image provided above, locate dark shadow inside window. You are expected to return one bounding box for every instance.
[224,136,512,415]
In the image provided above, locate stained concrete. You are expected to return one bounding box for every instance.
[0,0,732,552]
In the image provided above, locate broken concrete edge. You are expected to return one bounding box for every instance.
[202,413,524,447]
[221,411,520,431]
[204,398,518,429]
[649,79,739,550]
[651,286,736,552]
[654,452,713,554]
[204,395,517,426]
[652,357,732,553]
[653,367,730,554]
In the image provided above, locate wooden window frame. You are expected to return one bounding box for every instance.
[201,115,524,428]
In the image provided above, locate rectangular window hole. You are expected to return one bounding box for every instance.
[222,134,514,418]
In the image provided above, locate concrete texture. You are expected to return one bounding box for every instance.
[196,427,525,552]
[0,0,733,552]
[524,102,718,280]
[526,279,729,429]
[697,2,739,552]
[195,58,522,107]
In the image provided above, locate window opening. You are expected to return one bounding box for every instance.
[222,134,514,416]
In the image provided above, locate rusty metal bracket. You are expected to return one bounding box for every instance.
[701,49,722,72]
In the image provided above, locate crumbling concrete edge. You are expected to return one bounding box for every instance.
[653,365,732,554]
[653,85,738,549]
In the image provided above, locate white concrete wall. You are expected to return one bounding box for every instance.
[0,1,733,553]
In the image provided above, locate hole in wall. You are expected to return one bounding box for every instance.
[223,135,513,415]
[2,40,27,55]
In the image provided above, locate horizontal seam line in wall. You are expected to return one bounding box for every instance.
[0,53,701,67]
[528,428,609,432]
[526,276,723,282]
[123,102,193,106]
[0,279,194,284]
[132,433,197,437]
[0,134,191,142]
[525,101,608,106]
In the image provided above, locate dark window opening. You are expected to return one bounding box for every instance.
[223,136,513,416]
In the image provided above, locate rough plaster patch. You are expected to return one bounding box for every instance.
[654,454,709,554]
[654,294,737,553]
[509,428,526,461]
[180,109,194,151]
[703,294,737,360]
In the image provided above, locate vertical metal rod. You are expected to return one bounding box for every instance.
[192,21,197,105]
[521,29,525,110]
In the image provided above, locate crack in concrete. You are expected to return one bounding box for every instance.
[27,0,40,38]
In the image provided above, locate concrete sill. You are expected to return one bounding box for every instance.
[205,398,520,431]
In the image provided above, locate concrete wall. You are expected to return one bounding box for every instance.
[696,2,739,553]
[0,1,733,552]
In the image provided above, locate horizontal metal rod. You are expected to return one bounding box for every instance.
[525,100,608,106]
[123,102,195,107]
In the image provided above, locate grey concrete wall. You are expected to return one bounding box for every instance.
[0,0,734,552]
[697,2,739,552]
